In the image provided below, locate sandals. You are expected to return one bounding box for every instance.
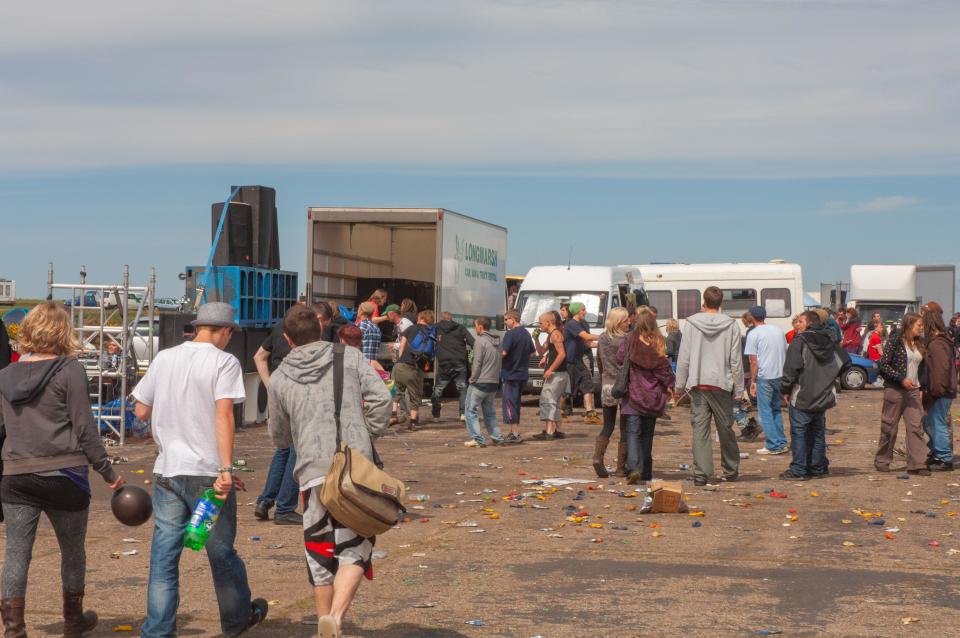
[318,615,340,638]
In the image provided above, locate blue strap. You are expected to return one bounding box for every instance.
[195,187,241,309]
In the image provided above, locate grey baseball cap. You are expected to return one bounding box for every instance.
[191,302,239,329]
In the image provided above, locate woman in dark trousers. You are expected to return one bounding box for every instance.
[875,313,928,475]
[616,307,675,485]
[920,311,957,471]
[596,307,631,478]
[0,302,125,637]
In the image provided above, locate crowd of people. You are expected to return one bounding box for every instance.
[0,286,956,637]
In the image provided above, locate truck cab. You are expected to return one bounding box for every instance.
[515,266,646,393]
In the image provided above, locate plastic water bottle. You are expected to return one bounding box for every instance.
[183,489,224,551]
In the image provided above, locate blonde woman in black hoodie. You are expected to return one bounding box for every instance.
[0,302,124,637]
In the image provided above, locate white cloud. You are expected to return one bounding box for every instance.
[816,195,921,215]
[1,0,959,175]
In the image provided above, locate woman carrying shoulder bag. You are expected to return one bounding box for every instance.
[875,313,929,475]
[616,307,676,485]
[920,311,957,471]
[0,302,125,637]
[595,307,630,478]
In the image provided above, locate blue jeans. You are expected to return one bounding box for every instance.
[142,475,252,638]
[501,380,523,425]
[923,397,954,463]
[624,414,656,479]
[788,406,828,476]
[465,383,503,444]
[257,446,299,516]
[756,377,787,451]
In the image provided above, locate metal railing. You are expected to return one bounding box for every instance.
[47,263,156,445]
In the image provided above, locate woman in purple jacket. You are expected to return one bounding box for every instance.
[617,307,676,485]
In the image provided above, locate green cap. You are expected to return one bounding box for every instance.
[568,302,585,315]
[384,304,400,313]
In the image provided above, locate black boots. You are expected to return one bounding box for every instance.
[592,435,610,478]
[62,591,97,638]
[1,598,26,638]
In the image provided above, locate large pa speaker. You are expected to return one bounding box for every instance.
[211,202,254,267]
[231,185,280,270]
[157,311,270,374]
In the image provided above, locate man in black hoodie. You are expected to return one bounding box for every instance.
[431,312,475,420]
[779,311,851,481]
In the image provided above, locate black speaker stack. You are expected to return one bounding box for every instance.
[211,185,281,270]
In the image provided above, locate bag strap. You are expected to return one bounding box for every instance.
[333,343,345,450]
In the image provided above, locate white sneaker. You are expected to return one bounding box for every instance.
[756,447,788,455]
[464,439,486,448]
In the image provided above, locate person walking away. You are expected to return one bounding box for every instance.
[500,310,534,443]
[0,302,125,638]
[565,302,601,424]
[745,306,789,456]
[134,302,268,637]
[920,311,956,471]
[840,308,863,355]
[825,310,843,344]
[617,308,675,485]
[779,311,851,480]
[266,306,391,638]
[393,310,435,431]
[665,319,682,364]
[596,307,630,478]
[674,287,744,486]
[874,313,929,476]
[432,312,474,421]
[463,317,504,447]
[356,302,382,362]
[533,312,568,440]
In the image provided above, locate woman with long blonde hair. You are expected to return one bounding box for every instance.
[875,312,928,475]
[616,307,675,484]
[0,302,125,636]
[595,307,630,477]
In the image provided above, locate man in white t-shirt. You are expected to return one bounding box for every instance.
[133,302,268,638]
[744,306,788,455]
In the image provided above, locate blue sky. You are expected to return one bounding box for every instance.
[2,1,958,304]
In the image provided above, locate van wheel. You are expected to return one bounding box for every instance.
[841,367,867,391]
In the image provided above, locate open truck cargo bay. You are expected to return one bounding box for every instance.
[306,208,508,326]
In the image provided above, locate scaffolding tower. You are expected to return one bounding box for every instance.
[47,263,156,445]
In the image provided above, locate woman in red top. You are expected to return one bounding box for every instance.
[867,322,886,361]
[785,315,800,344]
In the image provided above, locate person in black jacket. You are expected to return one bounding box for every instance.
[0,319,11,370]
[779,311,850,481]
[431,312,474,420]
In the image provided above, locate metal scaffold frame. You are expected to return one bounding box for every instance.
[47,263,156,445]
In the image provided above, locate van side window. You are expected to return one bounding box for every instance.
[646,291,673,318]
[761,288,791,317]
[721,288,757,316]
[677,290,701,319]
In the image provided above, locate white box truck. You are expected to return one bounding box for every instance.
[849,264,956,322]
[306,207,508,329]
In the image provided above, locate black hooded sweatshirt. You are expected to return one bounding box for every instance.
[0,357,117,482]
[436,319,475,366]
[781,326,852,413]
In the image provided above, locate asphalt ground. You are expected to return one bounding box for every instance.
[5,389,960,637]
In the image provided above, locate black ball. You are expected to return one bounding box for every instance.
[111,485,153,527]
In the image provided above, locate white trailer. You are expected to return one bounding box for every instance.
[0,279,15,304]
[306,207,508,327]
[849,264,956,321]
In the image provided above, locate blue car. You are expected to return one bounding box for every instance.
[841,354,880,390]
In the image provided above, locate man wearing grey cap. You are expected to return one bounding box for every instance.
[134,302,268,637]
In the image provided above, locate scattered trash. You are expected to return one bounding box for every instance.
[842,541,857,547]
[900,617,920,625]
[457,521,480,528]
[248,536,262,542]
[740,452,750,459]
[692,521,703,528]
[112,626,134,632]
[929,540,942,548]
[409,494,430,502]
[372,551,388,560]
[521,478,591,487]
[896,474,909,480]
[110,456,129,465]
[267,543,284,549]
[110,549,138,559]
[412,602,437,608]
[769,492,788,499]
[754,631,782,636]
[465,619,486,626]
[122,538,140,543]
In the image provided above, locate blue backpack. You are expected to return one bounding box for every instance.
[408,325,438,362]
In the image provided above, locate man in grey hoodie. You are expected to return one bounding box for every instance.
[266,305,392,635]
[463,316,505,447]
[675,286,745,486]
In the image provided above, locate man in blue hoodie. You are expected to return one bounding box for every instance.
[675,287,744,486]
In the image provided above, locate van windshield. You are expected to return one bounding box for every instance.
[517,291,607,329]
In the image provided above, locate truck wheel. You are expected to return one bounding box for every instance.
[841,366,867,391]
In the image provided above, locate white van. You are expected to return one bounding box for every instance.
[515,265,646,391]
[630,262,804,333]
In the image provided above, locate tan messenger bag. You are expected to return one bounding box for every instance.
[320,344,406,538]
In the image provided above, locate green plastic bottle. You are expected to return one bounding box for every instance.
[183,488,224,551]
